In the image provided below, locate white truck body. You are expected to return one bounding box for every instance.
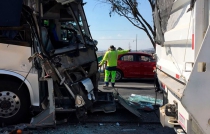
[156,0,210,133]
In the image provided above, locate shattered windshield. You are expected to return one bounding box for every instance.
[60,21,81,43]
[60,8,95,46]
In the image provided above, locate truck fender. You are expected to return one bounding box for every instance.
[0,70,36,106]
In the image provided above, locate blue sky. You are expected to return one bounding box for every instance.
[83,0,154,51]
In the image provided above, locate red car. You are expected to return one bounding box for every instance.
[116,52,156,81]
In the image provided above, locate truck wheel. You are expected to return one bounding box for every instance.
[0,81,30,125]
[115,70,123,81]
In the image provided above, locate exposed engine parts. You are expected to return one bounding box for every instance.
[165,102,178,119]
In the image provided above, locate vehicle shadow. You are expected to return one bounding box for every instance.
[114,86,154,90]
[99,79,155,84]
[117,78,155,84]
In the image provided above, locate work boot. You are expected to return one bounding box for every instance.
[155,86,160,92]
[111,83,115,88]
[103,82,109,88]
[159,90,163,94]
[155,88,160,92]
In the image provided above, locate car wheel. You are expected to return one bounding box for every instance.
[0,80,31,125]
[115,70,123,81]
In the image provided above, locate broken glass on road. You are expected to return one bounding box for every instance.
[127,94,163,112]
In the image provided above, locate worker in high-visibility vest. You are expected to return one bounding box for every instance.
[99,45,130,88]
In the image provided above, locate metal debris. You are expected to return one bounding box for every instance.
[122,129,136,131]
[116,122,120,126]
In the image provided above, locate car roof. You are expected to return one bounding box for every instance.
[121,52,152,55]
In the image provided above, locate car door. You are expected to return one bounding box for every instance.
[117,54,140,78]
[136,54,156,78]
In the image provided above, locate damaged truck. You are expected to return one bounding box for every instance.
[0,0,116,126]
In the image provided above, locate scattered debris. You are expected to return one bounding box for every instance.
[0,129,32,134]
[116,122,120,126]
[84,125,88,128]
[121,128,136,131]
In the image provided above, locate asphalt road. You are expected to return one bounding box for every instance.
[32,79,175,134]
[99,78,162,99]
[1,79,176,134]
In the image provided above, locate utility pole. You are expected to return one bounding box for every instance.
[136,34,137,52]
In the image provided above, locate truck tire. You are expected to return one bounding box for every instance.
[0,80,31,125]
[115,69,123,81]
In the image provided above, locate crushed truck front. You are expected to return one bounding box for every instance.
[0,0,116,126]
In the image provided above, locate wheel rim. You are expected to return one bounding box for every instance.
[116,71,121,80]
[0,91,21,118]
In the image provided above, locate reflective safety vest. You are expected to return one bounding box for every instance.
[107,50,118,66]
[100,50,129,67]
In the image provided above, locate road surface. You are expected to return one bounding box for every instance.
[99,78,161,98]
[32,79,176,134]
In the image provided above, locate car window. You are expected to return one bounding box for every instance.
[137,55,152,62]
[120,55,134,61]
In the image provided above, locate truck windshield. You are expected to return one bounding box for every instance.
[46,3,94,50]
[60,6,94,46]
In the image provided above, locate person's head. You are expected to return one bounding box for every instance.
[117,47,123,50]
[109,45,116,51]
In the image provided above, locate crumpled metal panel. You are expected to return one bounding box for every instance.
[56,0,74,5]
[30,79,55,127]
[117,95,141,117]
[81,78,95,100]
[56,0,81,5]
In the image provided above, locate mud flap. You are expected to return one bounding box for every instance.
[117,95,141,117]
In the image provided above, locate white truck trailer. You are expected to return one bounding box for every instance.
[154,0,210,133]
